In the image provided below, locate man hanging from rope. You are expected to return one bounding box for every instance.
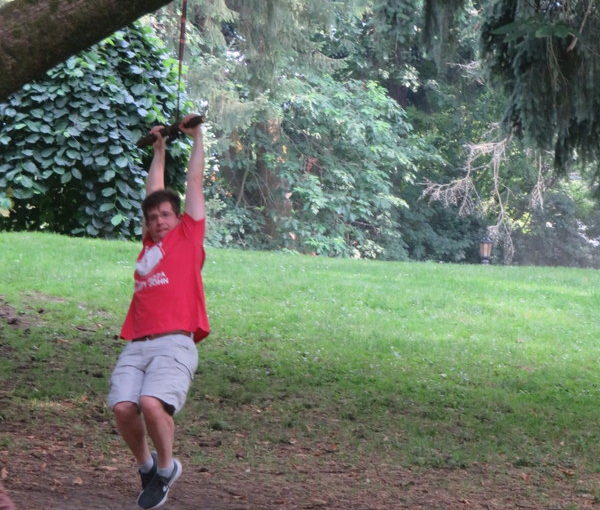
[107,113,210,509]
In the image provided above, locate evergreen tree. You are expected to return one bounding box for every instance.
[424,0,600,178]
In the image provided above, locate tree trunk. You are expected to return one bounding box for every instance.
[255,121,292,238]
[0,0,173,100]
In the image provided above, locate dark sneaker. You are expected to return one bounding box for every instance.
[139,452,158,490]
[137,458,182,509]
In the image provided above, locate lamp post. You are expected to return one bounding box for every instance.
[479,235,493,264]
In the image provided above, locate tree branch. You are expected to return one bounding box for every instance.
[0,0,174,100]
[566,0,593,52]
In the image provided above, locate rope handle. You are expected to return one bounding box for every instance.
[135,114,204,148]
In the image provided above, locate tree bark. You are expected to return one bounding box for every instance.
[0,0,173,100]
[255,120,292,238]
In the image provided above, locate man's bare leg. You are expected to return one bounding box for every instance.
[139,396,174,470]
[0,483,16,510]
[113,401,151,465]
[136,396,181,509]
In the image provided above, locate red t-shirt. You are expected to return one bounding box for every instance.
[120,214,210,343]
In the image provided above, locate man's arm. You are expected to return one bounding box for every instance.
[146,125,167,196]
[141,125,167,239]
[179,114,205,221]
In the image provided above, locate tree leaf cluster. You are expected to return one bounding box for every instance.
[278,76,429,258]
[0,23,189,237]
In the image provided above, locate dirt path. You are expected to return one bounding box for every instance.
[4,431,600,510]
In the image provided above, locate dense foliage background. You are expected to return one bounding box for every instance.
[2,0,600,267]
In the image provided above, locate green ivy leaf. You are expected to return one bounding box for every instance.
[86,224,99,236]
[117,196,131,209]
[111,213,125,226]
[16,175,34,188]
[116,180,130,195]
[13,188,34,199]
[131,84,146,95]
[102,169,116,181]
[115,157,129,168]
[67,125,81,137]
[22,161,38,174]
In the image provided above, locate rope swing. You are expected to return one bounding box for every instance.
[136,0,203,147]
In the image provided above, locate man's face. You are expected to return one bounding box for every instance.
[146,201,180,242]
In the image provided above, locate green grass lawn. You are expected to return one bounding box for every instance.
[2,231,600,472]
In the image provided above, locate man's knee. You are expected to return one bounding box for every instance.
[113,401,140,422]
[139,395,175,417]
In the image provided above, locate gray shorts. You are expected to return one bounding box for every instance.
[107,333,198,415]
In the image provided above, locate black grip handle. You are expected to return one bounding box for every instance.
[183,115,204,129]
[135,115,205,148]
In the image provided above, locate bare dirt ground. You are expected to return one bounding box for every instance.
[3,414,600,510]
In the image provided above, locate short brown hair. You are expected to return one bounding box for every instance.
[142,189,181,221]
